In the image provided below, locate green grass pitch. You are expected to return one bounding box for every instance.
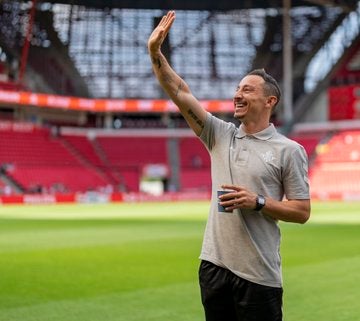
[0,201,360,321]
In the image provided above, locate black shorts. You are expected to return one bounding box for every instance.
[199,260,283,321]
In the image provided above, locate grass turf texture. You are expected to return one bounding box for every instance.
[0,201,359,321]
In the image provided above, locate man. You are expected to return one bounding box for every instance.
[148,11,310,321]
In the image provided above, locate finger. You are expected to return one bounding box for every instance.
[222,201,241,212]
[164,10,175,23]
[218,192,237,201]
[162,11,176,33]
[159,11,173,27]
[220,184,241,192]
[163,11,175,28]
[220,200,236,208]
[157,15,167,28]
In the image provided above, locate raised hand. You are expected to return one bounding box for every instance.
[148,11,176,55]
[147,10,207,136]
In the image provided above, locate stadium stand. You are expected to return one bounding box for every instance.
[179,137,211,169]
[178,137,211,191]
[3,117,360,198]
[10,166,107,194]
[0,126,109,193]
[96,137,167,167]
[0,1,359,202]
[0,178,10,195]
[0,125,214,194]
[289,132,328,159]
[310,130,360,198]
[95,136,168,192]
[62,135,104,167]
[180,169,211,192]
[59,134,149,192]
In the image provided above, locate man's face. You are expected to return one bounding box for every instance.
[233,75,268,121]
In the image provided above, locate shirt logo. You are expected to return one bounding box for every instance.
[262,151,275,163]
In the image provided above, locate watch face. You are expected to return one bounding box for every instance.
[256,195,265,210]
[258,196,265,206]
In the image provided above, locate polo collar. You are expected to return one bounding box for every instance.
[235,123,276,140]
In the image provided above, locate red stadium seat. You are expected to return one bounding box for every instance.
[309,130,360,197]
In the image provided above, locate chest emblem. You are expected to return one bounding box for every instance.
[262,151,275,163]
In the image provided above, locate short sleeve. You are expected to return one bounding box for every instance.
[282,145,310,200]
[200,113,236,151]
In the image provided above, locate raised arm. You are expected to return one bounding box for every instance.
[148,11,207,136]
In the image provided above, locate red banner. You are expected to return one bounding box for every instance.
[0,89,234,113]
[0,192,210,204]
[1,191,357,204]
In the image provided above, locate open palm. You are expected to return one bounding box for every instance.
[148,11,175,54]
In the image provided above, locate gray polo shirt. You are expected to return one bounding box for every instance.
[199,113,310,287]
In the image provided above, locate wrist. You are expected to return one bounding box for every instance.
[149,48,161,56]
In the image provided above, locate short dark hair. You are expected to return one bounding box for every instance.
[247,69,281,107]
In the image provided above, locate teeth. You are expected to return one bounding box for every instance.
[234,100,246,108]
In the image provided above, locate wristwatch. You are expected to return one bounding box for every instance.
[255,194,266,211]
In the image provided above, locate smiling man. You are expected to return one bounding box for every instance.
[148,11,311,321]
[233,70,280,130]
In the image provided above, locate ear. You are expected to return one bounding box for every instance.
[266,96,278,109]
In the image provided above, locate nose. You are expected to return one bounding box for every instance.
[234,93,243,101]
[234,87,243,96]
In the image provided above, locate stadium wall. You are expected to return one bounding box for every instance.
[1,190,358,205]
[0,191,211,205]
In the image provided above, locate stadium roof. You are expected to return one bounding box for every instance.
[30,0,359,11]
[5,0,358,106]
